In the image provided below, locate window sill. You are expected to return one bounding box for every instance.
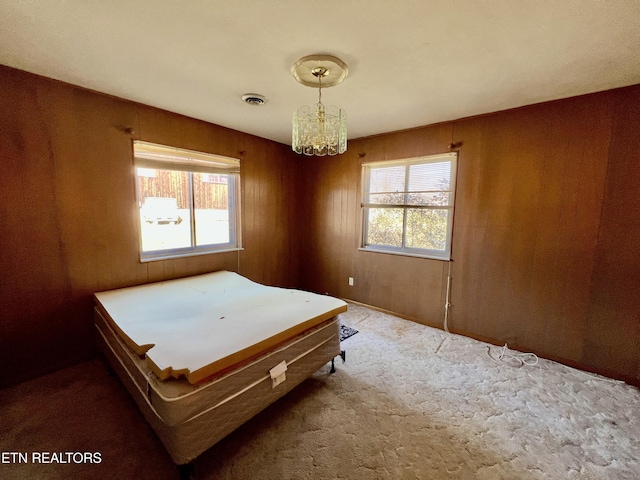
[358,247,450,261]
[140,247,244,263]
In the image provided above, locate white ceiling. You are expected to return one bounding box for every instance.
[1,1,640,146]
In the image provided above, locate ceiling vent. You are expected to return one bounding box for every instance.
[242,93,268,106]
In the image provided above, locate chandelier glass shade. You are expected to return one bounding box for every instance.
[291,55,348,156]
[292,101,347,156]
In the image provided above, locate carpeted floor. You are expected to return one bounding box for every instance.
[1,303,639,479]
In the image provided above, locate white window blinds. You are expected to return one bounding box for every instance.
[133,141,240,175]
[363,153,456,209]
[361,152,457,260]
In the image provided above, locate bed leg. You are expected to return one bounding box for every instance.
[177,463,195,480]
[330,350,347,374]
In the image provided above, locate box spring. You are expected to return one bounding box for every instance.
[95,308,340,465]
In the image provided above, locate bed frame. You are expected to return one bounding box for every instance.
[93,272,346,478]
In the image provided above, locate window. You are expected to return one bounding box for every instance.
[361,152,457,260]
[133,141,241,261]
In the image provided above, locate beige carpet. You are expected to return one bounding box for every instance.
[1,303,639,479]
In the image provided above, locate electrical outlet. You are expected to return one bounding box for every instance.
[348,277,354,286]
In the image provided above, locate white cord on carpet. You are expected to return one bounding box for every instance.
[485,343,626,385]
[487,343,538,368]
[434,336,449,354]
[443,262,452,334]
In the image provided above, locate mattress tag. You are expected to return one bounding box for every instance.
[269,360,287,388]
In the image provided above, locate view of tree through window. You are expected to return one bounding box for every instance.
[362,153,457,260]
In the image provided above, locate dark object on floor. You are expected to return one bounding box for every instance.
[330,350,347,374]
[339,325,358,342]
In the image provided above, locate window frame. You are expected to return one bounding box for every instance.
[360,152,457,261]
[133,141,242,262]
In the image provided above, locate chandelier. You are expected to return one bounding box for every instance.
[291,55,348,156]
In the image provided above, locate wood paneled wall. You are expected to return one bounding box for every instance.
[584,86,640,380]
[450,95,614,366]
[0,66,300,388]
[300,85,640,385]
[2,63,638,388]
[299,123,454,323]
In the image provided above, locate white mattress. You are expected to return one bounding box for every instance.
[93,271,346,464]
[94,271,347,384]
[96,308,341,464]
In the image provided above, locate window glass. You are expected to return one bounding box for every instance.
[362,152,457,260]
[139,170,190,252]
[193,172,232,246]
[133,141,241,261]
[365,207,404,248]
